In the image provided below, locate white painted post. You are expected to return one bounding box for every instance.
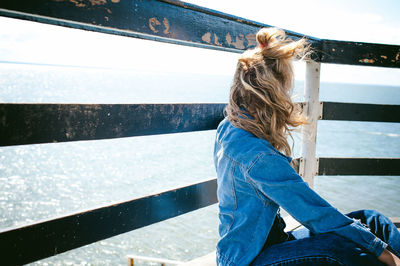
[300,60,321,187]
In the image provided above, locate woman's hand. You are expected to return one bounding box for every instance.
[378,249,400,266]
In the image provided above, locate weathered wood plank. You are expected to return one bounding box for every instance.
[2,101,398,147]
[180,252,216,266]
[321,102,400,123]
[0,178,217,265]
[126,255,182,266]
[0,0,316,54]
[321,40,400,68]
[318,158,400,176]
[0,103,225,146]
[1,1,399,67]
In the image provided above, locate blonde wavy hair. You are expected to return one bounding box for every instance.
[225,27,310,156]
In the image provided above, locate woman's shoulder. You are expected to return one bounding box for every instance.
[216,118,288,167]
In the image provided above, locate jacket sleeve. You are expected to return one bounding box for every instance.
[246,152,387,258]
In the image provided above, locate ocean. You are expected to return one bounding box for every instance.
[0,63,399,265]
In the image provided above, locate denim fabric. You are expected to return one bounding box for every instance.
[214,118,390,266]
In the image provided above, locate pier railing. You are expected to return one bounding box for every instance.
[0,0,399,265]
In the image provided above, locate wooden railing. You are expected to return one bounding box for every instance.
[0,0,399,265]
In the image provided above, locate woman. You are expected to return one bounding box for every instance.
[213,27,400,266]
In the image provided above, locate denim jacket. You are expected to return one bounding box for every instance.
[214,117,387,266]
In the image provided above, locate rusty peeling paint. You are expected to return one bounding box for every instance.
[201,32,211,44]
[214,33,222,46]
[149,17,161,33]
[359,58,375,64]
[233,34,245,49]
[149,17,170,35]
[226,33,232,46]
[63,0,86,8]
[60,0,106,6]
[246,34,256,47]
[224,33,248,49]
[104,16,109,21]
[111,0,120,3]
[106,8,112,14]
[89,0,106,6]
[380,55,387,59]
[201,32,224,46]
[162,18,170,34]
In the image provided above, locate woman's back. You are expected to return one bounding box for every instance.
[214,117,292,265]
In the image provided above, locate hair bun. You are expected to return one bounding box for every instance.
[256,27,285,49]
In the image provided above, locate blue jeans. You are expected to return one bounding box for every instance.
[251,210,400,265]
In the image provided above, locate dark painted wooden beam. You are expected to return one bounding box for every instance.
[318,158,400,176]
[321,102,400,123]
[320,40,400,68]
[0,103,226,146]
[1,1,399,67]
[0,0,320,55]
[0,178,217,265]
[2,101,399,147]
[0,0,317,53]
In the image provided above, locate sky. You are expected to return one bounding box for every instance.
[0,0,399,85]
[185,0,400,44]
